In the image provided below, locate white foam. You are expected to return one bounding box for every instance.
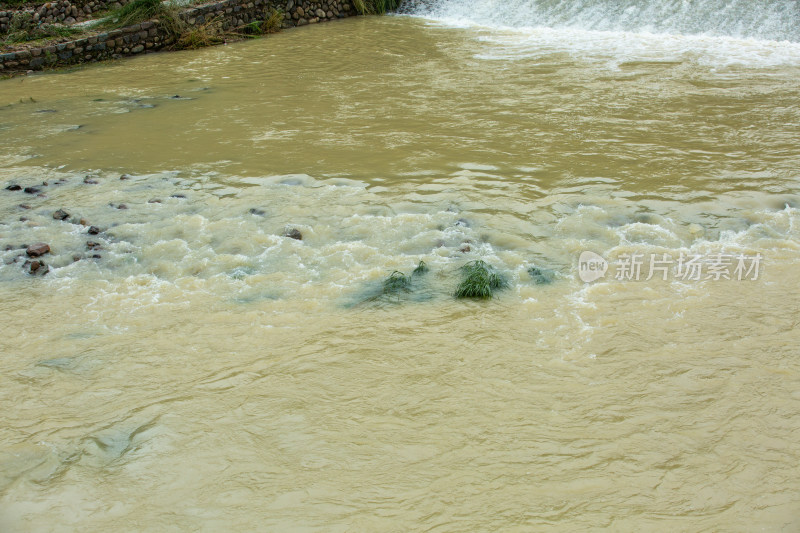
[402,0,800,68]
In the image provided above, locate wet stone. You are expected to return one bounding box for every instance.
[26,243,50,257]
[88,226,101,235]
[52,208,70,220]
[459,243,471,253]
[284,228,303,240]
[117,204,128,210]
[5,184,21,191]
[170,194,186,199]
[148,199,162,203]
[23,187,40,194]
[249,208,266,216]
[86,241,101,250]
[19,204,31,210]
[83,176,99,184]
[24,259,49,275]
[120,174,130,180]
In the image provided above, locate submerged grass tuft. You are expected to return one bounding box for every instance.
[412,260,429,275]
[455,260,507,299]
[382,271,411,294]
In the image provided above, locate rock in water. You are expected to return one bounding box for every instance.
[528,266,556,285]
[26,243,50,257]
[24,259,49,275]
[53,209,70,220]
[284,228,303,240]
[5,184,21,191]
[88,226,101,235]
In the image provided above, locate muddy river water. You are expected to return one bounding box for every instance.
[1,2,799,530]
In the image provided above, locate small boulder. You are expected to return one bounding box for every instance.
[83,176,98,184]
[5,184,21,191]
[53,208,70,220]
[23,186,40,194]
[117,204,128,210]
[26,243,50,257]
[88,226,101,235]
[24,259,49,275]
[284,228,303,240]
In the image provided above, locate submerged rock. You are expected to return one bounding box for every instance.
[23,187,40,194]
[527,266,556,285]
[88,226,101,235]
[5,184,21,191]
[86,241,101,250]
[148,198,162,204]
[284,228,303,240]
[23,259,49,275]
[249,208,266,216]
[119,174,130,180]
[26,243,50,257]
[83,176,99,184]
[53,209,70,220]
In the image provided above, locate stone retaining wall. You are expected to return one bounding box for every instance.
[0,0,356,73]
[1,0,132,34]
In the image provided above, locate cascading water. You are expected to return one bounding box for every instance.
[400,0,800,42]
[400,0,800,67]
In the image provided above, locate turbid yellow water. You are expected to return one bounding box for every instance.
[1,8,799,531]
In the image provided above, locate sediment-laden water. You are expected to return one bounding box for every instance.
[1,2,799,530]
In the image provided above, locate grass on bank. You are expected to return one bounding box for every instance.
[2,11,82,44]
[352,0,401,15]
[241,8,283,36]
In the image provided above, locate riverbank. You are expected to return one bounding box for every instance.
[0,0,360,74]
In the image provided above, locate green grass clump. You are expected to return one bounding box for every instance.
[527,266,556,285]
[353,0,401,15]
[412,260,428,276]
[241,9,283,35]
[455,260,507,299]
[382,271,411,294]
